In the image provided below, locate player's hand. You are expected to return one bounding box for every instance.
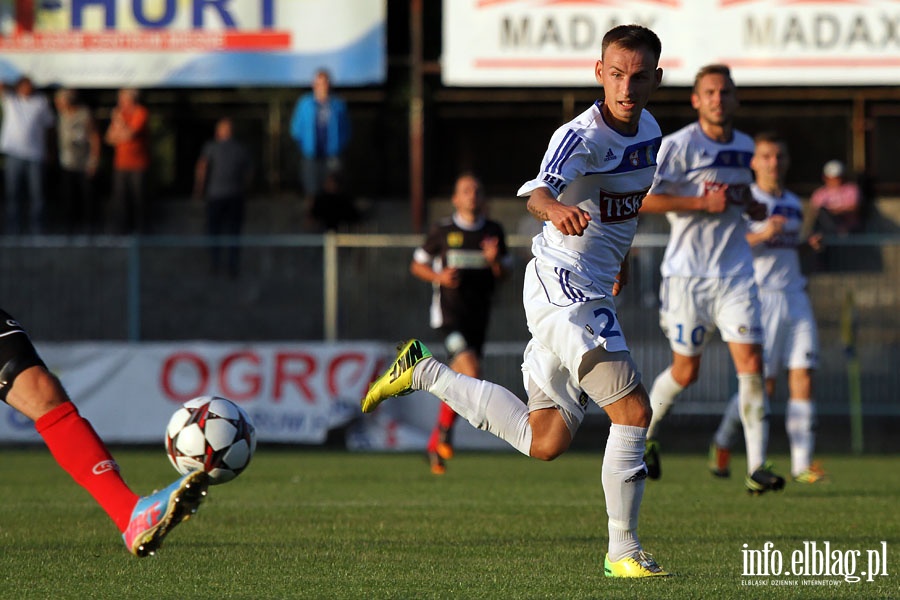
[763,215,786,239]
[481,236,500,263]
[745,199,768,221]
[437,267,460,288]
[701,183,728,213]
[612,264,628,296]
[548,203,591,236]
[807,232,824,253]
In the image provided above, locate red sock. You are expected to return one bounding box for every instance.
[427,404,458,451]
[35,402,139,532]
[437,403,457,430]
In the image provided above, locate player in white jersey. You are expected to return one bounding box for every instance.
[362,25,669,578]
[639,64,786,495]
[709,132,827,484]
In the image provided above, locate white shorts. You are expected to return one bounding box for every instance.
[659,275,764,357]
[759,288,819,377]
[521,259,635,424]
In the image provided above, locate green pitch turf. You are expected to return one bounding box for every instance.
[0,449,896,599]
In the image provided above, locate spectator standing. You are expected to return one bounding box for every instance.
[54,88,101,235]
[809,159,861,235]
[104,88,149,234]
[0,76,54,234]
[289,69,351,201]
[409,173,510,474]
[193,118,253,278]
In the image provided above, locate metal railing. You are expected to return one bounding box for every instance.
[0,232,897,415]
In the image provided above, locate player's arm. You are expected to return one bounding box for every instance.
[612,252,629,297]
[480,236,510,280]
[526,186,590,236]
[410,258,458,288]
[642,190,729,213]
[746,215,785,247]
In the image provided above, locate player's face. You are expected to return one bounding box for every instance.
[692,73,739,129]
[595,43,662,135]
[452,176,485,217]
[751,140,790,186]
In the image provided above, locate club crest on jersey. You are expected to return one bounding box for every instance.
[598,190,646,223]
[629,150,641,167]
[447,232,464,248]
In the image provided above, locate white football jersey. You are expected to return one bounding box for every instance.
[517,101,662,294]
[649,121,755,278]
[747,184,807,292]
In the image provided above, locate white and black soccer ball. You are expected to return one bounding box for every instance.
[165,395,257,485]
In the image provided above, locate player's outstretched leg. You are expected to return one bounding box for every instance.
[362,339,432,413]
[123,470,210,557]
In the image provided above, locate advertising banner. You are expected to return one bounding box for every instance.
[0,341,509,452]
[0,0,386,87]
[443,0,900,87]
[0,341,386,444]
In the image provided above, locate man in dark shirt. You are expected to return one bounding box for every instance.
[194,118,253,278]
[410,173,511,474]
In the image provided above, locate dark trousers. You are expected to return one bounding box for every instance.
[59,168,95,234]
[4,155,44,234]
[206,194,245,277]
[111,168,146,234]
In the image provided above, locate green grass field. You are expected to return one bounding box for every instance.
[0,448,897,599]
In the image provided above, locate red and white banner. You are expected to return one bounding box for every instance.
[0,341,385,444]
[443,0,900,86]
[0,341,511,452]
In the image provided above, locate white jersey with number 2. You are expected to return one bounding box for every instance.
[518,101,662,294]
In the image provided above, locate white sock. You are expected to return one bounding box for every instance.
[646,367,684,440]
[713,393,742,449]
[414,357,532,456]
[737,373,769,473]
[786,399,815,476]
[603,424,648,562]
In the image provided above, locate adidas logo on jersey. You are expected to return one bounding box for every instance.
[603,148,617,162]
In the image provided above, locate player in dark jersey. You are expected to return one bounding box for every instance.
[0,309,209,556]
[410,173,511,474]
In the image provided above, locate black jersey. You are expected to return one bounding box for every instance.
[416,214,508,334]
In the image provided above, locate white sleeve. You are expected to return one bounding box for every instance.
[518,127,589,198]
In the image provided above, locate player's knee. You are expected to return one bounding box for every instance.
[0,320,48,404]
[527,409,572,461]
[530,435,570,461]
[670,363,700,387]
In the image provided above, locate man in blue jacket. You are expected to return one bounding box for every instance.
[290,69,351,201]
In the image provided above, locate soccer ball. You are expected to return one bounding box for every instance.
[165,395,257,485]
